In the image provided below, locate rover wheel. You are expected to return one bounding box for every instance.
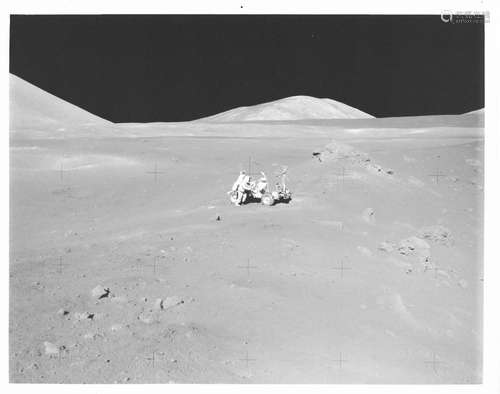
[261,193,275,206]
[229,191,239,204]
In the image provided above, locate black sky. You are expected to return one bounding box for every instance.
[10,15,484,123]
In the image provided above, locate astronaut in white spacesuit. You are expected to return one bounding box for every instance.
[231,171,252,206]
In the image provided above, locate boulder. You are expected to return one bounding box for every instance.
[91,285,110,299]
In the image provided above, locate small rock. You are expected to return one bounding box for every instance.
[91,285,110,299]
[57,308,69,316]
[215,215,221,221]
[163,296,184,309]
[32,281,45,290]
[74,312,94,321]
[362,208,376,224]
[398,236,430,256]
[154,298,164,311]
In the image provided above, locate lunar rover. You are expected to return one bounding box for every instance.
[228,171,292,206]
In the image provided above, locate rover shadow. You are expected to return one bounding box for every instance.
[242,194,292,206]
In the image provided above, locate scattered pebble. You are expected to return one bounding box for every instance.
[398,236,430,257]
[163,296,184,309]
[32,281,45,290]
[417,225,454,246]
[74,312,94,321]
[362,208,376,225]
[401,236,430,250]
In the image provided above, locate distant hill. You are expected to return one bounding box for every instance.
[464,108,484,116]
[10,74,111,131]
[220,112,484,129]
[199,95,374,122]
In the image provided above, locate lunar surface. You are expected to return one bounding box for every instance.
[10,74,483,383]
